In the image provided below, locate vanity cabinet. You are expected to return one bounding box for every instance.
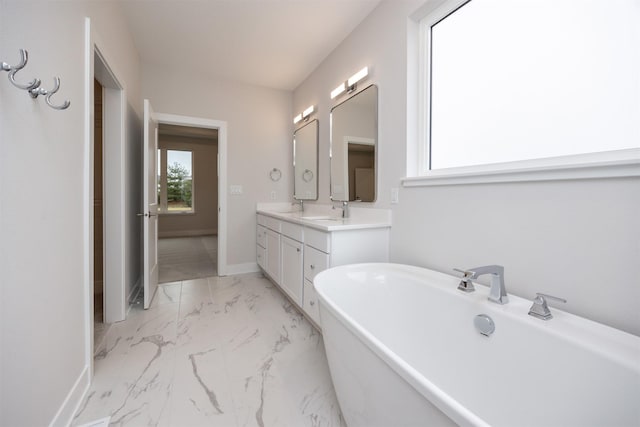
[257,212,389,330]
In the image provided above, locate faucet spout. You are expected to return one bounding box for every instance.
[455,265,508,304]
[341,201,349,218]
[293,199,304,212]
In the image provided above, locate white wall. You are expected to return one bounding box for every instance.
[0,1,142,425]
[141,66,293,271]
[293,0,640,336]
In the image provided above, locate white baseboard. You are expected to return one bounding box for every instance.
[48,365,90,427]
[158,229,217,238]
[225,262,260,276]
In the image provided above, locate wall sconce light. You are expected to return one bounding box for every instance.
[293,105,315,124]
[330,66,369,99]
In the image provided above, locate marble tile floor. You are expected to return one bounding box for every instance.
[73,272,345,427]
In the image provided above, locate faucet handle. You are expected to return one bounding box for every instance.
[535,293,567,304]
[453,268,475,292]
[453,268,474,277]
[529,293,566,320]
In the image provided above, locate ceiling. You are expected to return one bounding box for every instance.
[119,0,382,91]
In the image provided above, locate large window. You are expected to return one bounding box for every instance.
[418,0,640,179]
[158,149,194,213]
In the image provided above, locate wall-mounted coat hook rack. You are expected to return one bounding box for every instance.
[1,49,70,110]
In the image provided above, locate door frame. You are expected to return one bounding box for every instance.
[154,112,228,277]
[83,17,128,377]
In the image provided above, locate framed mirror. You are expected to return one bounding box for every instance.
[293,119,318,200]
[330,84,377,202]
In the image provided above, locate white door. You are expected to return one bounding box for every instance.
[142,99,159,309]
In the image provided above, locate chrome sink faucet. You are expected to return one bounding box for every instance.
[332,201,349,218]
[341,201,349,218]
[293,199,304,213]
[454,265,509,304]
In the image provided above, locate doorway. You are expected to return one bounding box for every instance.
[93,79,106,346]
[156,124,219,284]
[91,46,127,324]
[153,113,228,278]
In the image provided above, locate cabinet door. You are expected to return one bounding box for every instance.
[303,279,321,327]
[280,236,303,306]
[265,228,281,283]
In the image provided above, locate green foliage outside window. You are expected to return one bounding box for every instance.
[167,161,192,209]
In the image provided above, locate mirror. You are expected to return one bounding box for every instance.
[330,85,377,202]
[293,119,318,200]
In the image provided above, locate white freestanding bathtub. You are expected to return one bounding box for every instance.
[314,263,640,427]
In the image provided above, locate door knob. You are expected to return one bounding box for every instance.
[137,211,157,217]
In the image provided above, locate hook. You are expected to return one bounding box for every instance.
[45,77,70,110]
[2,49,41,90]
[28,77,70,110]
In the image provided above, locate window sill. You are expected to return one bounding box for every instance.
[403,150,640,187]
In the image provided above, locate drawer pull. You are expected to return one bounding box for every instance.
[310,264,315,269]
[310,300,315,306]
[296,248,301,253]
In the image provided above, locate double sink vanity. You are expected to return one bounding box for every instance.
[257,82,387,328]
[256,206,390,328]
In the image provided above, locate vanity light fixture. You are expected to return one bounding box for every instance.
[302,105,314,118]
[331,83,346,99]
[293,105,315,125]
[330,66,369,99]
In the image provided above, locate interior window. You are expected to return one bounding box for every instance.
[422,0,640,172]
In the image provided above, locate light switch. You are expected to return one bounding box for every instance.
[230,185,243,195]
[391,187,399,204]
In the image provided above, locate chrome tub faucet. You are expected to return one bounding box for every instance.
[528,293,566,320]
[454,265,509,304]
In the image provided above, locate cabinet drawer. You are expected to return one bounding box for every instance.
[256,244,265,269]
[281,221,304,242]
[305,227,330,252]
[257,214,267,227]
[256,225,266,248]
[303,279,321,327]
[304,245,328,281]
[265,216,281,233]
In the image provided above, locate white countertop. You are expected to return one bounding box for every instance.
[256,204,391,232]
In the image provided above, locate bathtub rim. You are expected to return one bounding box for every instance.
[315,263,490,427]
[314,262,640,427]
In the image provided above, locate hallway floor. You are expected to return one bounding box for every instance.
[73,273,344,427]
[158,236,217,284]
